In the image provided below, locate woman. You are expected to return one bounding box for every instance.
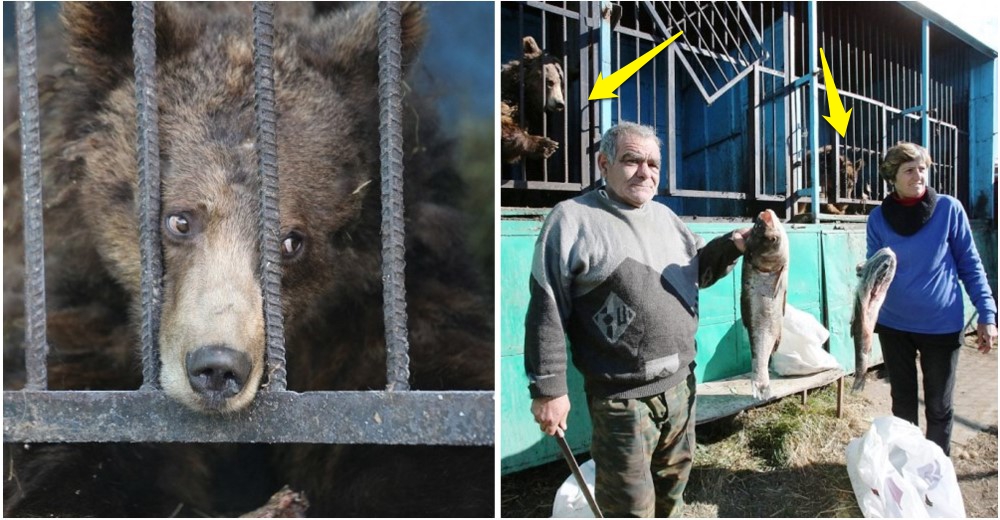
[866,141,997,455]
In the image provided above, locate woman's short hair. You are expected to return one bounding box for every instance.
[879,142,932,184]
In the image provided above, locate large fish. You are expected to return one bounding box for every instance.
[851,247,897,392]
[740,209,789,400]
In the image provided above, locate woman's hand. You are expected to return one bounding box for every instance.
[977,322,997,353]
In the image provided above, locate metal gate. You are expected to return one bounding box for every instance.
[4,2,493,446]
[762,1,963,219]
[502,1,974,219]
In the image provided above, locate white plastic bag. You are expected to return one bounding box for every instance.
[772,304,839,376]
[551,459,597,518]
[845,416,966,518]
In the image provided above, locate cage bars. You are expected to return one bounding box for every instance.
[16,1,48,391]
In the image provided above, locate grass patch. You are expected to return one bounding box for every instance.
[686,383,865,517]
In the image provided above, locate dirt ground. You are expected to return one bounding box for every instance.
[501,336,998,518]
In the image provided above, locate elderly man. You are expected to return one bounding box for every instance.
[525,122,748,517]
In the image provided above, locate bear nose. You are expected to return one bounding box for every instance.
[553,99,565,110]
[186,345,252,400]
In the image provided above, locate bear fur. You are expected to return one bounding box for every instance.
[3,2,493,516]
[500,36,564,164]
[792,145,867,221]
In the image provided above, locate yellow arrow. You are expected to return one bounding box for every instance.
[589,31,683,101]
[819,47,852,137]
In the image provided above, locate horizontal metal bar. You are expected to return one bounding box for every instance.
[676,41,753,68]
[501,180,586,192]
[612,25,657,42]
[3,390,494,445]
[814,213,869,223]
[661,188,747,200]
[792,69,818,89]
[523,1,581,19]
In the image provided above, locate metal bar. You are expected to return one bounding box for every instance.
[808,0,819,220]
[613,12,620,123]
[500,180,586,191]
[667,42,677,194]
[645,1,719,91]
[563,12,570,183]
[921,18,930,148]
[693,2,740,76]
[580,3,595,185]
[635,29,641,124]
[679,5,734,79]
[542,7,549,183]
[713,2,752,65]
[517,2,526,183]
[252,1,288,392]
[736,0,765,44]
[597,0,612,137]
[132,1,163,390]
[3,391,494,445]
[555,429,603,517]
[672,40,752,68]
[666,188,747,200]
[377,2,411,392]
[16,2,48,391]
[723,1,759,62]
[751,63,761,198]
[951,125,958,199]
[524,0,581,19]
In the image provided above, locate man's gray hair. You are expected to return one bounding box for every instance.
[599,122,662,164]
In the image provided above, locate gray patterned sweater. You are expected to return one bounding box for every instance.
[525,189,742,400]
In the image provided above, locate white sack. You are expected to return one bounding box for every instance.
[771,304,840,376]
[551,459,597,518]
[845,416,966,518]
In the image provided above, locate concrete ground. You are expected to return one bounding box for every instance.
[862,337,998,450]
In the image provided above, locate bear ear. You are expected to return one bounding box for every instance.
[299,2,426,88]
[61,2,201,92]
[522,36,542,59]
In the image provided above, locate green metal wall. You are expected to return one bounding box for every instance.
[500,211,997,474]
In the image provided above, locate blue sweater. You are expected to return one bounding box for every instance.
[867,194,997,334]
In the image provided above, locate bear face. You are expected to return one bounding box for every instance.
[501,36,565,121]
[55,2,428,413]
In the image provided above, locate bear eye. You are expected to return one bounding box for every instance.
[164,213,193,238]
[281,231,305,259]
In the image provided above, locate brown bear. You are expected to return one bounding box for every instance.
[500,35,564,164]
[3,2,493,517]
[792,145,867,221]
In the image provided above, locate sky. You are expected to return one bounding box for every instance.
[918,0,1000,53]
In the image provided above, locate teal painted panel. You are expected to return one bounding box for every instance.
[500,352,592,475]
[500,218,544,358]
[694,321,749,383]
[691,224,742,327]
[785,229,824,314]
[821,229,879,374]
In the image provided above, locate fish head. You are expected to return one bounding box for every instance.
[868,247,898,289]
[745,210,789,268]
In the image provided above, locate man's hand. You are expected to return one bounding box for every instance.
[977,322,997,353]
[732,227,752,253]
[531,395,570,436]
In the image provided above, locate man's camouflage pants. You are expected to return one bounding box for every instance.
[587,373,696,518]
